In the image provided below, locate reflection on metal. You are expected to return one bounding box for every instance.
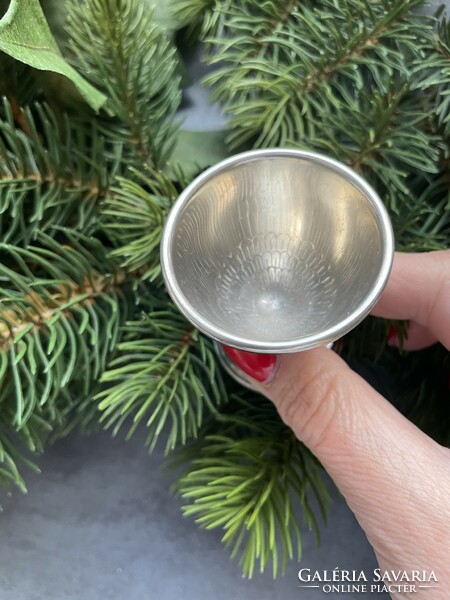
[161,149,394,354]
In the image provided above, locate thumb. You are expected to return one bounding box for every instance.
[224,345,450,570]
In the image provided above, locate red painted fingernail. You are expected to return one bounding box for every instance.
[387,325,398,346]
[222,345,278,383]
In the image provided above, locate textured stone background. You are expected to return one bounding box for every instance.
[0,430,381,599]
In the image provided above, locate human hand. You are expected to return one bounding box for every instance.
[224,250,450,599]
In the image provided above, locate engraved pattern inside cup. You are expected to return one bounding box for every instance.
[215,234,336,340]
[169,156,386,345]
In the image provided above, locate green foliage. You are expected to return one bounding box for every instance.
[0,426,42,493]
[65,0,182,168]
[0,0,106,111]
[0,231,124,422]
[0,230,128,490]
[0,0,190,498]
[178,0,450,253]
[100,168,178,283]
[0,98,120,244]
[291,85,441,197]
[288,83,450,250]
[97,297,227,453]
[171,0,216,29]
[194,0,431,148]
[390,176,450,251]
[434,14,450,136]
[172,394,330,577]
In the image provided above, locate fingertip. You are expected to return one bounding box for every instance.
[221,345,279,383]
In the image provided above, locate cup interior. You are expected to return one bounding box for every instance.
[163,152,393,351]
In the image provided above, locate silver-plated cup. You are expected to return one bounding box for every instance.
[161,149,394,358]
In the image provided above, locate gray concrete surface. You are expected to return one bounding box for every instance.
[0,430,384,599]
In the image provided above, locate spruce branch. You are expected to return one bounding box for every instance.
[65,0,182,168]
[0,426,41,494]
[290,82,444,223]
[194,0,432,148]
[0,406,76,496]
[171,0,216,31]
[0,98,120,244]
[433,13,450,136]
[96,297,227,453]
[100,167,178,283]
[171,394,330,578]
[0,231,127,426]
[389,177,450,251]
[0,229,131,494]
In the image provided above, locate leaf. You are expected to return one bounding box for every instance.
[168,129,230,178]
[0,0,106,112]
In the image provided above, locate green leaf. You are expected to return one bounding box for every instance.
[168,129,229,178]
[0,0,106,112]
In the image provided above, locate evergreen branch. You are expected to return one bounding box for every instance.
[197,0,432,148]
[0,229,131,494]
[390,177,450,251]
[432,14,450,136]
[100,167,178,283]
[0,426,41,494]
[171,0,216,30]
[171,394,330,578]
[290,83,443,208]
[287,78,450,251]
[0,98,121,244]
[96,297,227,453]
[0,407,76,496]
[0,230,126,428]
[65,0,182,168]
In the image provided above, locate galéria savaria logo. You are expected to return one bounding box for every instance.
[297,568,438,594]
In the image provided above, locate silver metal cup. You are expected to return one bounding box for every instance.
[161,149,394,355]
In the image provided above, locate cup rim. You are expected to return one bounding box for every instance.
[161,148,395,353]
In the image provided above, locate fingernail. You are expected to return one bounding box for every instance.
[387,325,398,346]
[222,345,278,383]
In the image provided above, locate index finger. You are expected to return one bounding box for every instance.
[371,250,450,350]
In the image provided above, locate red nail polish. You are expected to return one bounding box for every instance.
[222,345,278,383]
[387,325,398,345]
